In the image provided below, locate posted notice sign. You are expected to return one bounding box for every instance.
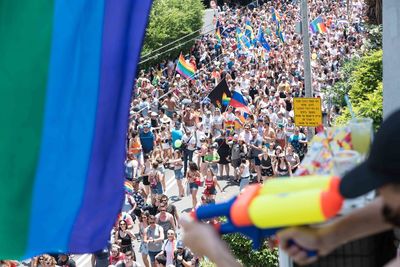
[293,98,322,127]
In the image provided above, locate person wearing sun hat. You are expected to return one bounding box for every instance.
[277,109,400,266]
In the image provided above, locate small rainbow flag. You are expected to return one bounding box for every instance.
[176,53,196,80]
[216,28,222,44]
[222,92,231,106]
[124,181,134,195]
[310,16,327,34]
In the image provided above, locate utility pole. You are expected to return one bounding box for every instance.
[301,0,312,99]
[301,0,314,141]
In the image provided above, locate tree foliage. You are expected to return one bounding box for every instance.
[140,0,204,69]
[334,50,383,130]
[222,233,279,267]
[364,24,383,51]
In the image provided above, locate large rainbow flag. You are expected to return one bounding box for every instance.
[0,0,152,260]
[176,53,196,79]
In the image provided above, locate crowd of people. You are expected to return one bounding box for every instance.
[22,0,368,266]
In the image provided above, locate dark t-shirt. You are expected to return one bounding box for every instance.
[173,249,194,267]
[57,258,76,267]
[143,203,159,216]
[216,138,231,164]
[250,136,263,157]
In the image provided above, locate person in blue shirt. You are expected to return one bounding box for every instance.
[139,123,155,155]
[288,127,307,161]
[171,122,183,150]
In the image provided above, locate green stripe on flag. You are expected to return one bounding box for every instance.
[0,1,54,259]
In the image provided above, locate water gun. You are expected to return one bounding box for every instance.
[191,175,343,257]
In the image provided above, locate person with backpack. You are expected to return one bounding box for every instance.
[148,161,165,196]
[155,229,177,266]
[173,240,195,267]
[143,215,164,267]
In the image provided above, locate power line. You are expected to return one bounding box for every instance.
[139,27,216,65]
[140,22,216,60]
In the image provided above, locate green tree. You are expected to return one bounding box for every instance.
[140,0,204,69]
[222,234,278,267]
[348,50,382,106]
[334,50,383,130]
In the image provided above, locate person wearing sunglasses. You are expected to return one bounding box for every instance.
[138,211,150,267]
[114,219,135,253]
[144,215,164,267]
[155,229,177,266]
[160,194,180,229]
[156,204,176,239]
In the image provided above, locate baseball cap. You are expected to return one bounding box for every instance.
[177,240,185,249]
[340,110,400,198]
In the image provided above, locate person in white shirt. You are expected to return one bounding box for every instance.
[181,129,197,176]
[239,124,252,144]
[212,108,223,136]
[202,110,213,137]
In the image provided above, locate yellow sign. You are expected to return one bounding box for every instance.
[293,98,322,127]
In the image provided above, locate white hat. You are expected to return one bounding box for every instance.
[160,116,171,124]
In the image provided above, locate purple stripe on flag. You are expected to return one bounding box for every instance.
[68,0,153,252]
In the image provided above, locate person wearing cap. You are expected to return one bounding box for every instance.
[150,111,159,128]
[278,110,400,266]
[57,254,76,267]
[173,240,194,267]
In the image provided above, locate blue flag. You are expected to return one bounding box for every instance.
[257,27,271,52]
[241,34,251,49]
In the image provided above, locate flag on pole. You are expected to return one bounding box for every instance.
[240,34,252,49]
[310,16,327,34]
[215,28,222,44]
[276,22,286,43]
[230,91,251,114]
[0,0,153,259]
[257,27,271,52]
[208,78,231,112]
[176,53,196,80]
[245,21,255,42]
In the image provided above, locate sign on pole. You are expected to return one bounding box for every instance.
[293,97,322,127]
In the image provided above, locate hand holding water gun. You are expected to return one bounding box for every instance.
[191,175,344,257]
